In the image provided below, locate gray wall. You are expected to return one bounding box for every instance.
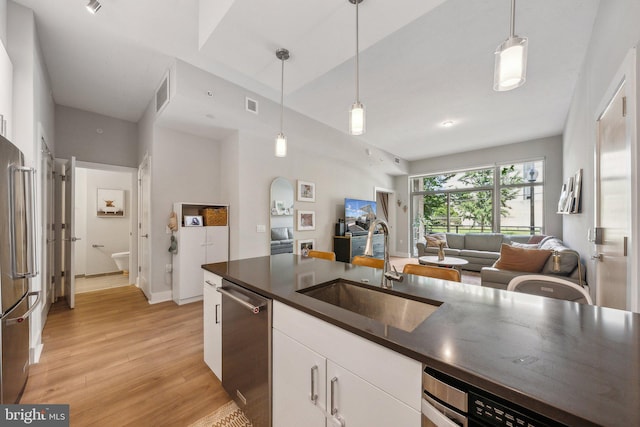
[56,105,138,167]
[397,135,564,255]
[563,0,640,293]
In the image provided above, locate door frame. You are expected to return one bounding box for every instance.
[137,153,152,301]
[74,160,139,287]
[594,47,638,312]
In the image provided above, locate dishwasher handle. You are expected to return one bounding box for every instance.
[217,286,267,314]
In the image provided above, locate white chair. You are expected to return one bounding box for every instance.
[507,275,592,305]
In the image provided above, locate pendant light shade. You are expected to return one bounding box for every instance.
[349,102,365,136]
[86,0,102,14]
[494,0,527,91]
[275,133,287,157]
[348,0,366,135]
[275,48,290,157]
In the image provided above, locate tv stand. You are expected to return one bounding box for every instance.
[333,234,384,263]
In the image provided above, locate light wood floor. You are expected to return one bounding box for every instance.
[75,274,131,294]
[21,286,230,426]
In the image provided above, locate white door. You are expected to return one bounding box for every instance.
[595,84,630,310]
[272,329,327,427]
[63,157,77,309]
[40,139,55,322]
[138,155,151,299]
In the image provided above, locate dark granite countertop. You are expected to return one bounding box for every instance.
[203,254,640,427]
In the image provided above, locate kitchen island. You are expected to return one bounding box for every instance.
[203,254,640,427]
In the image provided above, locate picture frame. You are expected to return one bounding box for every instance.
[275,200,286,214]
[297,210,316,231]
[297,238,315,255]
[297,180,316,202]
[96,188,125,217]
[184,215,203,227]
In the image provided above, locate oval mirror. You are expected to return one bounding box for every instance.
[270,177,294,255]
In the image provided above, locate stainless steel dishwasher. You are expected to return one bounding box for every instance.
[217,279,272,427]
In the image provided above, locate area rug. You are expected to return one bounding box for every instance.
[188,401,253,427]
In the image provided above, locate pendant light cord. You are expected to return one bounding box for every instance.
[280,56,284,133]
[509,0,516,38]
[355,0,360,103]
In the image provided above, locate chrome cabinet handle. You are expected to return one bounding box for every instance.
[7,292,41,325]
[215,304,220,324]
[205,280,218,288]
[216,287,266,314]
[330,377,338,416]
[591,253,603,261]
[65,237,81,242]
[141,234,149,238]
[92,244,104,248]
[310,365,318,404]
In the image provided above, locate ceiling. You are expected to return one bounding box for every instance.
[14,0,600,161]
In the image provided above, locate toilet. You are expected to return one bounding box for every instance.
[111,252,130,275]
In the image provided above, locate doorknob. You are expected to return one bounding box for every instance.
[591,253,603,261]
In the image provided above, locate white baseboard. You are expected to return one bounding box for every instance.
[148,290,172,304]
[31,343,44,364]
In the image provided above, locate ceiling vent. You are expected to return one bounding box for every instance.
[156,75,169,113]
[245,97,258,114]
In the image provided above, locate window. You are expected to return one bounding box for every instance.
[411,161,544,255]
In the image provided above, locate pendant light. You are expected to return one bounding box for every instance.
[86,0,102,14]
[348,0,365,135]
[275,48,290,157]
[493,0,528,91]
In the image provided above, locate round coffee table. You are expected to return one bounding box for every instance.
[418,256,469,274]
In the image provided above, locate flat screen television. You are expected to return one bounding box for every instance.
[345,198,377,234]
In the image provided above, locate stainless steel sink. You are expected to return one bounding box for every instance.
[299,280,440,332]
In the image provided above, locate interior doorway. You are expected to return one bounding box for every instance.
[55,159,138,304]
[137,154,151,300]
[594,48,638,312]
[374,187,396,255]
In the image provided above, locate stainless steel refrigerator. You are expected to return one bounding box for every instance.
[0,134,39,404]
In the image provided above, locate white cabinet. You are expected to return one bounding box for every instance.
[273,301,422,427]
[273,329,327,427]
[0,40,13,139]
[173,202,228,305]
[203,271,222,380]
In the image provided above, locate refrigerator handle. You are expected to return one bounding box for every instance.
[9,165,39,279]
[6,292,41,326]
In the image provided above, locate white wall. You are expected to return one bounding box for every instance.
[150,126,222,295]
[399,135,564,255]
[0,0,7,48]
[75,167,132,276]
[7,1,55,363]
[563,0,640,298]
[55,105,138,168]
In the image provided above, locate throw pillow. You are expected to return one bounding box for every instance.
[494,243,552,273]
[510,242,539,249]
[425,233,448,248]
[527,235,548,244]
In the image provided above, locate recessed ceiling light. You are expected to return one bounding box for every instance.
[442,120,455,128]
[86,0,102,14]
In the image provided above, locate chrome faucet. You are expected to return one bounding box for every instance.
[364,218,403,288]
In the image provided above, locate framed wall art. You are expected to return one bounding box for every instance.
[297,180,315,202]
[97,188,125,217]
[297,210,315,231]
